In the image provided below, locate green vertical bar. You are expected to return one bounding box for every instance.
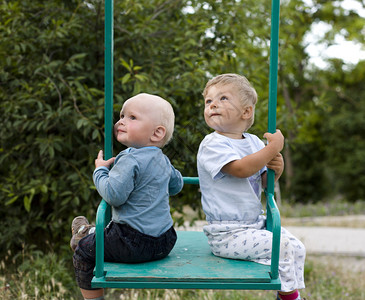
[267,0,281,281]
[95,0,114,279]
[104,0,113,160]
[267,0,280,196]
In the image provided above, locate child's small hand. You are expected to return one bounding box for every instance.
[95,150,116,169]
[267,153,284,178]
[263,129,284,153]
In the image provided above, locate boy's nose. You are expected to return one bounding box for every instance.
[209,100,218,109]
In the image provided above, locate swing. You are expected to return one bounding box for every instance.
[92,0,282,290]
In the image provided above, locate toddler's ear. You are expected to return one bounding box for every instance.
[151,126,166,143]
[241,106,253,120]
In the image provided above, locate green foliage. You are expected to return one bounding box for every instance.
[273,0,365,202]
[1,0,365,263]
[0,0,265,255]
[320,61,365,201]
[0,0,105,254]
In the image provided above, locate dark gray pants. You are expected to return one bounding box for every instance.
[73,222,177,290]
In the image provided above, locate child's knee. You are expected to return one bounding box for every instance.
[295,239,306,260]
[280,235,306,262]
[73,250,95,290]
[280,236,294,259]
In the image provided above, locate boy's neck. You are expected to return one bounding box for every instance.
[215,131,245,139]
[127,145,161,150]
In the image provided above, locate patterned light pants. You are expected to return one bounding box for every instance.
[203,217,306,292]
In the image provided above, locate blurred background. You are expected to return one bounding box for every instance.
[1,0,364,299]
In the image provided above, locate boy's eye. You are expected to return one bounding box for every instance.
[220,96,228,100]
[120,114,124,119]
[205,99,212,105]
[129,115,136,120]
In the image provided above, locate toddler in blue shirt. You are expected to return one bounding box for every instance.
[71,93,183,300]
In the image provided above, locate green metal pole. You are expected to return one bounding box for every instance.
[104,0,114,160]
[95,0,114,279]
[267,0,280,196]
[267,0,281,281]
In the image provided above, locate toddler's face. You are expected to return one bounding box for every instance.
[114,97,159,148]
[204,84,247,137]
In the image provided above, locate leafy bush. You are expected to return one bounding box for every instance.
[0,0,105,256]
[1,0,365,262]
[0,0,272,255]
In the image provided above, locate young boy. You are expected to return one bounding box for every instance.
[197,74,306,300]
[71,93,184,300]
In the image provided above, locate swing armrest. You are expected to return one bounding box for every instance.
[183,177,199,185]
[94,199,111,278]
[265,191,281,280]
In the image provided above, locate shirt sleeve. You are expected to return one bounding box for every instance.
[199,138,241,180]
[168,165,184,196]
[93,154,138,207]
[251,135,267,175]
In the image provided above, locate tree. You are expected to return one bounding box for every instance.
[274,0,365,202]
[320,60,365,201]
[1,0,365,258]
[0,0,106,254]
[0,0,275,253]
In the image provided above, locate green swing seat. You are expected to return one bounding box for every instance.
[92,0,282,291]
[92,179,281,290]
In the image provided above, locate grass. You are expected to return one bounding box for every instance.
[279,198,365,219]
[105,255,365,299]
[1,199,365,299]
[179,198,365,225]
[3,255,362,299]
[0,249,79,299]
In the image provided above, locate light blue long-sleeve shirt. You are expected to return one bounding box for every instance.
[93,146,183,237]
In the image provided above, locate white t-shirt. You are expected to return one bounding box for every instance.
[197,132,266,224]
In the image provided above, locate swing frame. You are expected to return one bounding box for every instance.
[92,0,281,290]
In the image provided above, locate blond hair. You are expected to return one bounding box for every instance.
[158,97,175,147]
[131,93,175,147]
[203,73,258,130]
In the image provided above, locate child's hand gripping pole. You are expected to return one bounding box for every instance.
[95,150,116,169]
